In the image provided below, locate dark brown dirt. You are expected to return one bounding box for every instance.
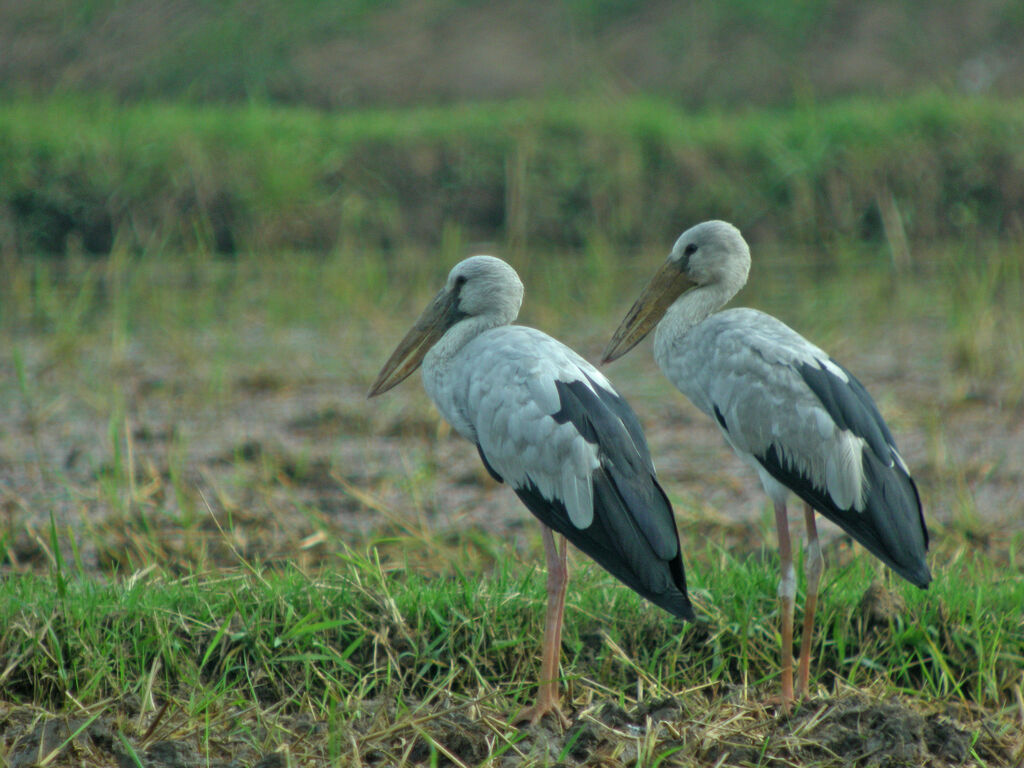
[2,694,1012,768]
[792,697,971,767]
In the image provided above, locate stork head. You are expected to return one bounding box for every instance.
[447,255,524,323]
[368,255,524,396]
[602,220,751,363]
[667,220,751,289]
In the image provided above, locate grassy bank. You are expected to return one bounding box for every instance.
[2,94,1023,258]
[5,531,1023,714]
[1,525,1022,765]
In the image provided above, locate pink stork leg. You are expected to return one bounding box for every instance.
[514,525,571,727]
[797,503,824,698]
[774,500,796,713]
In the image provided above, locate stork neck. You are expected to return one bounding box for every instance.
[424,313,506,373]
[653,282,733,359]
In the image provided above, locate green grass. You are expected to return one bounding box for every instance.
[2,525,1022,764]
[2,93,1024,258]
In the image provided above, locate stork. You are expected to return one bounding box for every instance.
[368,255,694,726]
[602,220,930,712]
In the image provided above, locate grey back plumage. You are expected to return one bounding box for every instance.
[659,301,930,588]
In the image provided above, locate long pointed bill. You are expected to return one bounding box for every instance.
[602,259,696,363]
[367,287,462,397]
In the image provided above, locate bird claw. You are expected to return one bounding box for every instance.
[766,694,793,716]
[513,701,571,729]
[765,689,808,716]
[794,679,812,701]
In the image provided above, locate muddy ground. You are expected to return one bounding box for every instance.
[2,314,1022,573]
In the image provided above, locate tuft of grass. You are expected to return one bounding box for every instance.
[0,524,1008,704]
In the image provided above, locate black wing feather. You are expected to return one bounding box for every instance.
[493,375,693,620]
[515,474,694,620]
[798,359,893,460]
[551,379,678,559]
[586,374,657,476]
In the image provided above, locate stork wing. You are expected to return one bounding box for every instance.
[688,310,930,587]
[449,326,693,620]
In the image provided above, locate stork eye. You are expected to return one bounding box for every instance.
[684,243,698,256]
[454,274,468,290]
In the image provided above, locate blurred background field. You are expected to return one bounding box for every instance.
[3,0,1023,107]
[1,2,1024,766]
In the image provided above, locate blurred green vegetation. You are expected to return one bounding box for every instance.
[2,94,1023,259]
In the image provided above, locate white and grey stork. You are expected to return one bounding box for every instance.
[602,220,930,712]
[368,255,693,726]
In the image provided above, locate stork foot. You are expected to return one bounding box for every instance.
[513,698,571,729]
[795,670,816,700]
[765,691,796,716]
